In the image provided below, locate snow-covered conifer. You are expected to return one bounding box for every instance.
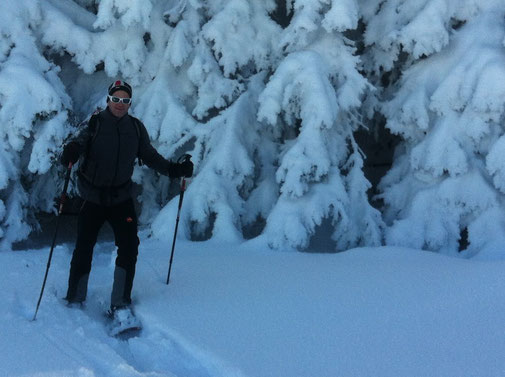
[371,2,505,256]
[253,1,383,250]
[0,0,72,249]
[150,0,283,243]
[149,0,384,250]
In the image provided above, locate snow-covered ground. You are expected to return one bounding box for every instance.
[2,234,505,377]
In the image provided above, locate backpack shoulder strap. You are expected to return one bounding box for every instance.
[129,116,141,137]
[129,115,143,166]
[79,113,100,173]
[86,106,103,141]
[88,114,100,141]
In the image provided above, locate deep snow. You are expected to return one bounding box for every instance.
[2,234,505,377]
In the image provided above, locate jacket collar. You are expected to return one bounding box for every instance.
[104,107,129,122]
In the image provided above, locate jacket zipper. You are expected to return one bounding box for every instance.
[111,120,121,186]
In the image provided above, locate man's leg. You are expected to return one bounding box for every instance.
[65,201,105,303]
[107,199,139,308]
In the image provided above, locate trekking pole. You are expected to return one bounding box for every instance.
[166,154,191,285]
[32,162,73,321]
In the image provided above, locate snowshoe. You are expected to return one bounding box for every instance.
[106,306,142,339]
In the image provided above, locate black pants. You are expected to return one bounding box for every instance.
[65,198,139,308]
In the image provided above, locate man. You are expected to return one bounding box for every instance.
[61,80,193,315]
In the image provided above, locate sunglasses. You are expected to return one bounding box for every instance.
[108,95,132,104]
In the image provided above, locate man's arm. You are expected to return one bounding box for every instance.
[137,121,192,178]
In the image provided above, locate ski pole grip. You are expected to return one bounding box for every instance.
[177,153,192,164]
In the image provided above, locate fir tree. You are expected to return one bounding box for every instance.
[366,0,505,256]
[0,0,73,249]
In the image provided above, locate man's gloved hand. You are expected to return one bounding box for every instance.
[180,158,193,178]
[164,155,193,178]
[61,142,80,166]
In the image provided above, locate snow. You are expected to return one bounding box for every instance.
[2,235,505,377]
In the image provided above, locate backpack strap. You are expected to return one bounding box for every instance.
[130,116,143,166]
[88,114,100,145]
[79,114,100,173]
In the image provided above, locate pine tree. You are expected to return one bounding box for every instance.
[0,0,73,249]
[365,1,505,256]
[149,0,385,250]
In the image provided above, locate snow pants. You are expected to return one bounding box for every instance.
[65,198,139,309]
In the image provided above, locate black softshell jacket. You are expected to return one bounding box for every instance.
[71,108,181,206]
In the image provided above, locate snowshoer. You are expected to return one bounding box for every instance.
[61,80,193,314]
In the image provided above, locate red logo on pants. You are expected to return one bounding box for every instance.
[126,217,133,223]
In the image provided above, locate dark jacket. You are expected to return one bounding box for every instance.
[71,108,183,206]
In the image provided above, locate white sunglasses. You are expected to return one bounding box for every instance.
[108,95,132,104]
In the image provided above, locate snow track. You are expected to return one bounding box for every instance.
[29,292,235,377]
[2,244,241,377]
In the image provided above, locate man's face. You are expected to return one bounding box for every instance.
[107,90,131,118]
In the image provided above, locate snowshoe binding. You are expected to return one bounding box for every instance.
[106,306,142,339]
